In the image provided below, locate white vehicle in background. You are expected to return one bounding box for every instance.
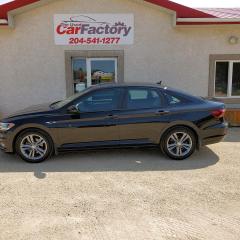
[92,71,114,81]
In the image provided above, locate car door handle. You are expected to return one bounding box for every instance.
[155,110,170,115]
[107,114,119,119]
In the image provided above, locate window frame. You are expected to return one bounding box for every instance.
[72,57,118,93]
[209,54,240,104]
[122,86,165,111]
[214,60,240,98]
[65,50,124,97]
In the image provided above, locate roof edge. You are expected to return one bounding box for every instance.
[1,0,240,27]
[144,0,216,18]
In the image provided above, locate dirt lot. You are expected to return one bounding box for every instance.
[0,128,239,240]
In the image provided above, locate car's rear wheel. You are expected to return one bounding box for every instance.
[162,127,196,160]
[15,130,53,163]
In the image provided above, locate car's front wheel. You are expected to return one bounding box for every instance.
[162,127,196,160]
[15,130,53,163]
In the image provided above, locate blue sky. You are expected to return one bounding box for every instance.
[1,0,240,7]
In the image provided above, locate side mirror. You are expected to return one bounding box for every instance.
[67,105,80,114]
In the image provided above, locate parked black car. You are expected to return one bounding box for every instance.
[0,83,227,163]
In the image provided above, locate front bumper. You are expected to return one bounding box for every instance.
[201,122,228,146]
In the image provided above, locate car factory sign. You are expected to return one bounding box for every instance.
[54,14,134,45]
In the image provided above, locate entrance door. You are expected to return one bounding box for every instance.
[72,58,117,93]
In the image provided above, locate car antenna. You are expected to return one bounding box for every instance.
[157,81,162,85]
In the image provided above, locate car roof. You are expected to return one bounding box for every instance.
[90,82,204,103]
[91,82,166,89]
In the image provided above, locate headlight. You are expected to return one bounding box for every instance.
[0,122,15,131]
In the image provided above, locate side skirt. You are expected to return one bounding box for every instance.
[58,139,157,152]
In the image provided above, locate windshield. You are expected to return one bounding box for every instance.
[50,87,92,109]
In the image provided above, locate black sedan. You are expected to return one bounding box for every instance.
[0,83,227,163]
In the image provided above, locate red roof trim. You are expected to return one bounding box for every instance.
[0,0,40,20]
[144,0,215,18]
[177,22,240,25]
[0,0,240,26]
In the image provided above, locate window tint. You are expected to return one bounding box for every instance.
[126,88,162,110]
[163,91,191,106]
[76,88,122,112]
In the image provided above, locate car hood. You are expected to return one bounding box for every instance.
[5,103,54,120]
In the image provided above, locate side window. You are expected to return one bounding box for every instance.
[126,88,162,110]
[76,88,122,112]
[163,91,191,106]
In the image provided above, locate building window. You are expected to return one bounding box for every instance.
[232,62,240,96]
[65,50,124,96]
[209,55,240,103]
[215,61,240,97]
[72,58,118,93]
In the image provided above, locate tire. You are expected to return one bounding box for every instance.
[161,127,196,160]
[15,130,53,163]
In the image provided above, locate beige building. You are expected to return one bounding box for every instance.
[0,0,240,123]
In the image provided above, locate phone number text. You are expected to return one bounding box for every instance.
[69,37,121,45]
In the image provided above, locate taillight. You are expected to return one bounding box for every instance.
[212,109,226,118]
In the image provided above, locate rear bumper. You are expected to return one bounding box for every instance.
[201,122,228,146]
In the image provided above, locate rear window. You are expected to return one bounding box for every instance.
[163,91,193,106]
[126,88,162,110]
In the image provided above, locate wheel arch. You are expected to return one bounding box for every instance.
[12,127,55,153]
[159,124,200,150]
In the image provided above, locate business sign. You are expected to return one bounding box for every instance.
[54,14,134,45]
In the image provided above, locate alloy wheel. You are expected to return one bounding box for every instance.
[20,134,48,161]
[166,132,193,157]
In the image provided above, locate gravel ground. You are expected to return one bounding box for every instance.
[0,128,239,240]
